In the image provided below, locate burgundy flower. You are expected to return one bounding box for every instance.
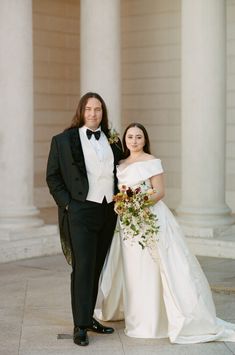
[126,188,134,197]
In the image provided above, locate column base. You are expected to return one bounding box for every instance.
[0,206,44,230]
[0,224,61,263]
[178,223,235,239]
[185,225,235,259]
[0,217,44,231]
[176,204,235,235]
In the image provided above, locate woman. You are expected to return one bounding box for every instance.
[96,122,235,343]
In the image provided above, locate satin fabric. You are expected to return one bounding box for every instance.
[95,159,235,343]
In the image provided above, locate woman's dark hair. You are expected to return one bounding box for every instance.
[66,92,109,134]
[122,122,151,158]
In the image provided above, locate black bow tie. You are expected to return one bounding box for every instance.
[86,129,101,140]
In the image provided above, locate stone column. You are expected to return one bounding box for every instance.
[0,0,42,230]
[176,0,234,236]
[80,0,121,131]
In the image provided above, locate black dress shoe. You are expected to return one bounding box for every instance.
[87,318,114,334]
[73,327,89,346]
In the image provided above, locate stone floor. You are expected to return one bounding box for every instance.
[1,253,235,355]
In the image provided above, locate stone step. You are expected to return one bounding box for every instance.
[0,224,58,241]
[0,224,61,263]
[187,234,235,259]
[1,221,235,263]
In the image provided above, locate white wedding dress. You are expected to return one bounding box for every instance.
[95,159,235,343]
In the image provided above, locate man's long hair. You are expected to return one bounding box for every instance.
[66,92,109,135]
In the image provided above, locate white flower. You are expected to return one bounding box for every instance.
[108,128,119,144]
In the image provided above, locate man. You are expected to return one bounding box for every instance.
[46,92,123,346]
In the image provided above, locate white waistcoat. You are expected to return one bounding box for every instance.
[79,128,114,203]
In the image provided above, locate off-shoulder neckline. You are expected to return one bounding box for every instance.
[117,158,160,173]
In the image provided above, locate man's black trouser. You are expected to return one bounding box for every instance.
[68,198,117,327]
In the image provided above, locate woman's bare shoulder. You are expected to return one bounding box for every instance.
[143,153,157,161]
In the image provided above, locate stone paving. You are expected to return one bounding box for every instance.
[1,254,235,355]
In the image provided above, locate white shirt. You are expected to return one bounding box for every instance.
[82,126,106,161]
[79,126,114,203]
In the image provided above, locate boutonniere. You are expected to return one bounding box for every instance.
[108,128,120,144]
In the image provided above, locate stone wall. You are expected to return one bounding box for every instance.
[33,0,235,213]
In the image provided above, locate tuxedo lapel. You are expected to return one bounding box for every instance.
[110,141,123,166]
[108,138,123,194]
[69,128,87,176]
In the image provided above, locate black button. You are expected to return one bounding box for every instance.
[75,177,79,181]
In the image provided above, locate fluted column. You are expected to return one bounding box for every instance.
[80,0,121,131]
[176,0,234,235]
[0,0,43,230]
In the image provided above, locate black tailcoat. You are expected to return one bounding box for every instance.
[46,127,123,265]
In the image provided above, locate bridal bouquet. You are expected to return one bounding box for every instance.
[113,184,160,249]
